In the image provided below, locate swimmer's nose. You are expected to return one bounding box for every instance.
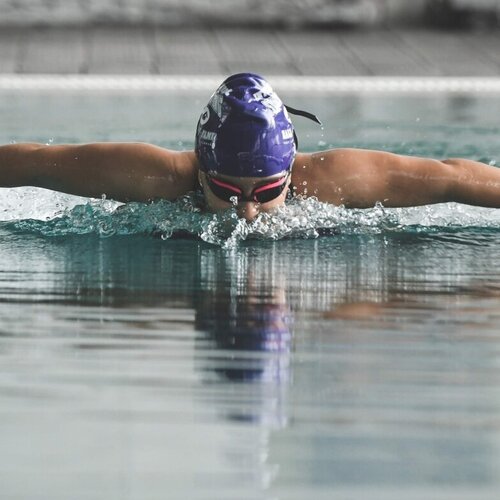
[236,201,259,221]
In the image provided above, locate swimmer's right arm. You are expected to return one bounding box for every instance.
[0,143,198,202]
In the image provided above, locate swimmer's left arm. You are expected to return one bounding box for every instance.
[0,142,198,202]
[303,148,500,209]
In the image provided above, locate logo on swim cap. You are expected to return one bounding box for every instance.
[199,106,210,126]
[195,73,296,178]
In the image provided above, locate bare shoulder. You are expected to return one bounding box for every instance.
[129,144,199,183]
[292,149,378,202]
[93,143,200,200]
[74,143,200,198]
[307,148,400,168]
[291,148,414,206]
[292,148,454,208]
[292,148,379,179]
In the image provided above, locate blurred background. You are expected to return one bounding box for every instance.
[0,0,499,28]
[0,1,499,77]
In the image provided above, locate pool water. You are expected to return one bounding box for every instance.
[1,89,500,499]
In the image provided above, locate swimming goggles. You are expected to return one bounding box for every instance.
[207,173,290,204]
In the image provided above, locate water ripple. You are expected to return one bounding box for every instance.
[2,188,500,248]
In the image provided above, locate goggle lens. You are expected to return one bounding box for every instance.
[207,174,289,204]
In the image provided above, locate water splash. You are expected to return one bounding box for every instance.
[2,187,500,247]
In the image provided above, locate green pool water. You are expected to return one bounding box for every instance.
[1,90,500,499]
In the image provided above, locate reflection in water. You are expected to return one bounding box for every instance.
[195,287,291,383]
[2,231,500,498]
[193,249,293,493]
[4,90,500,499]
[196,248,292,384]
[195,248,292,435]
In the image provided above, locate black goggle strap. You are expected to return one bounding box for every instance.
[285,105,322,125]
[285,105,322,150]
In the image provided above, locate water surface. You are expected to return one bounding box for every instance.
[1,90,500,499]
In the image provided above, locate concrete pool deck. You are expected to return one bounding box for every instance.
[0,26,500,77]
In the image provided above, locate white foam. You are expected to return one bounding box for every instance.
[2,189,499,247]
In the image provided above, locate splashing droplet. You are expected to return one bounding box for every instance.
[2,189,500,247]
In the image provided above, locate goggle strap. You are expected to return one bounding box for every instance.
[285,105,322,125]
[209,177,242,194]
[253,175,288,195]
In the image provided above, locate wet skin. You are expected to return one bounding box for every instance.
[4,143,500,219]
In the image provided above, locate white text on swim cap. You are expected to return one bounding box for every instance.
[199,130,217,144]
[281,129,294,140]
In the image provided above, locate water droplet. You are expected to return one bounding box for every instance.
[6,187,500,246]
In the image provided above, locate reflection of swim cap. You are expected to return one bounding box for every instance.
[195,73,296,178]
[196,296,292,383]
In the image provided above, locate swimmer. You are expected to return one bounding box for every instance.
[2,72,500,222]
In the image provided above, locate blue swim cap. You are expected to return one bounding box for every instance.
[195,73,296,178]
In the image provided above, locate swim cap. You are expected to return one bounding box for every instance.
[195,73,296,178]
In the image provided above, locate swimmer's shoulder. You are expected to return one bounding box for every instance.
[292,148,380,180]
[173,149,199,177]
[291,149,349,192]
[134,145,197,173]
[157,148,200,197]
[108,144,199,200]
[291,148,375,203]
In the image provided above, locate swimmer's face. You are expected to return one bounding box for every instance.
[198,171,291,222]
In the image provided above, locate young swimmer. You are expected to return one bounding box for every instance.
[2,72,500,222]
